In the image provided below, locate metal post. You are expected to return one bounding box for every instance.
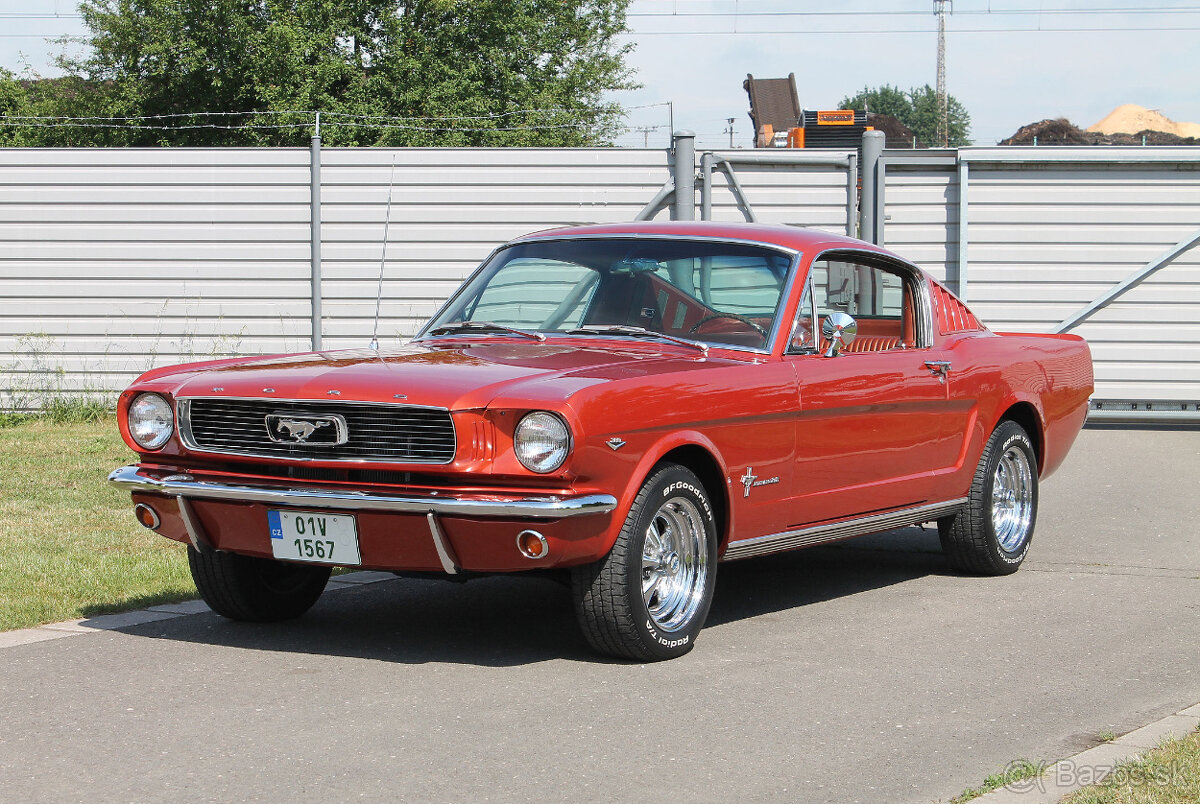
[671,130,696,221]
[700,152,714,220]
[310,112,323,351]
[955,158,969,300]
[846,153,858,238]
[860,130,885,245]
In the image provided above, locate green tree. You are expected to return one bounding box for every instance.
[840,83,972,147]
[839,84,911,122]
[906,85,971,148]
[11,0,636,146]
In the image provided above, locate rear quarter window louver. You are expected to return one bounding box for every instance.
[933,285,984,335]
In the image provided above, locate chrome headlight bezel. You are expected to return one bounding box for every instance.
[513,411,572,474]
[128,392,174,450]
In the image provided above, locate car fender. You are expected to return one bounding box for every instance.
[600,429,734,555]
[983,389,1047,469]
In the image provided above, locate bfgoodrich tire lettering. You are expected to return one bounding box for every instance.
[939,420,1039,576]
[571,463,718,661]
[188,546,331,621]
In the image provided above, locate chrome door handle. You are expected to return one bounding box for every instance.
[924,360,952,377]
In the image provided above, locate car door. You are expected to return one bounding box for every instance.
[781,252,961,526]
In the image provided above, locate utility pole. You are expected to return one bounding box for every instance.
[934,0,951,147]
[724,117,736,148]
[634,126,659,148]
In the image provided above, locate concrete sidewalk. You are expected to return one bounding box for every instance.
[1,427,1197,803]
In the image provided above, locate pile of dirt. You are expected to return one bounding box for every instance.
[1001,118,1091,146]
[1088,104,1200,138]
[866,113,923,148]
[1000,117,1200,146]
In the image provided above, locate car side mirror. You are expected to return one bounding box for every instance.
[821,312,858,357]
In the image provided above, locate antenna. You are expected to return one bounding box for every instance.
[934,0,951,147]
[369,156,398,351]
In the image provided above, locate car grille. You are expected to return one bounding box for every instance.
[178,398,456,463]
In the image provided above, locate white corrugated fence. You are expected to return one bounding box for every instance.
[1,143,1198,418]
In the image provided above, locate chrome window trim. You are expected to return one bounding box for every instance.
[783,274,819,355]
[177,396,457,465]
[805,248,936,350]
[412,233,803,357]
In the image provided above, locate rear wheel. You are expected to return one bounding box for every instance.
[188,546,331,621]
[571,463,718,661]
[939,420,1038,575]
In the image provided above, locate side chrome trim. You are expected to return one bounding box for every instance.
[723,498,967,561]
[109,465,618,520]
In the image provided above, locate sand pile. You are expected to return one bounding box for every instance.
[1001,117,1200,146]
[1088,104,1200,138]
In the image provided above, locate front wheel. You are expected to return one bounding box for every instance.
[571,463,718,661]
[939,420,1039,575]
[188,546,331,621]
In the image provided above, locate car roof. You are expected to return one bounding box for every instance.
[509,221,896,258]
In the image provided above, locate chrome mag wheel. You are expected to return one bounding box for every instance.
[641,496,709,632]
[571,462,718,661]
[991,444,1034,552]
[938,420,1038,576]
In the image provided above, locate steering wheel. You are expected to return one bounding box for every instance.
[688,313,768,337]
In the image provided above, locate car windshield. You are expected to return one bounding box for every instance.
[422,237,796,351]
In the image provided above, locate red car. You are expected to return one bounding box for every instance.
[110,222,1093,661]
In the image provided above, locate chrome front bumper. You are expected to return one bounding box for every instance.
[108,464,619,520]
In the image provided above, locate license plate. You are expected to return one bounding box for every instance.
[267,510,361,566]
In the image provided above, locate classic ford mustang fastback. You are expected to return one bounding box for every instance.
[111,221,1093,660]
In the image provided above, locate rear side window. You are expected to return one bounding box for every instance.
[812,259,904,319]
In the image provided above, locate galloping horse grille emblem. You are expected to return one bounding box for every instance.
[265,412,349,445]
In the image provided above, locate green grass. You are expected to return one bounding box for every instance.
[951,759,1047,803]
[0,418,195,631]
[1062,728,1200,804]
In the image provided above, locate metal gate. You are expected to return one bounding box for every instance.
[658,132,1200,423]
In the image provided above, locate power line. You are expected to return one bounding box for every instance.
[11,5,1200,21]
[621,25,1200,35]
[627,6,1200,17]
[0,110,633,134]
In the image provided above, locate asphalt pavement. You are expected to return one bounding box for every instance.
[1,427,1197,803]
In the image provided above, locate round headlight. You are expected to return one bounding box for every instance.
[128,393,174,450]
[514,412,571,474]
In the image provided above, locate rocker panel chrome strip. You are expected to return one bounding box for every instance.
[723,498,967,561]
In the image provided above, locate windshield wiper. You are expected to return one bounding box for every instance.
[566,325,708,356]
[427,321,546,342]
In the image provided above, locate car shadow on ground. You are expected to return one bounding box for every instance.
[706,525,946,627]
[118,526,950,667]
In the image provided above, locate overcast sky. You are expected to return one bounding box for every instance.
[4,0,1199,149]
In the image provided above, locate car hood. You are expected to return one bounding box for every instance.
[161,340,723,410]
